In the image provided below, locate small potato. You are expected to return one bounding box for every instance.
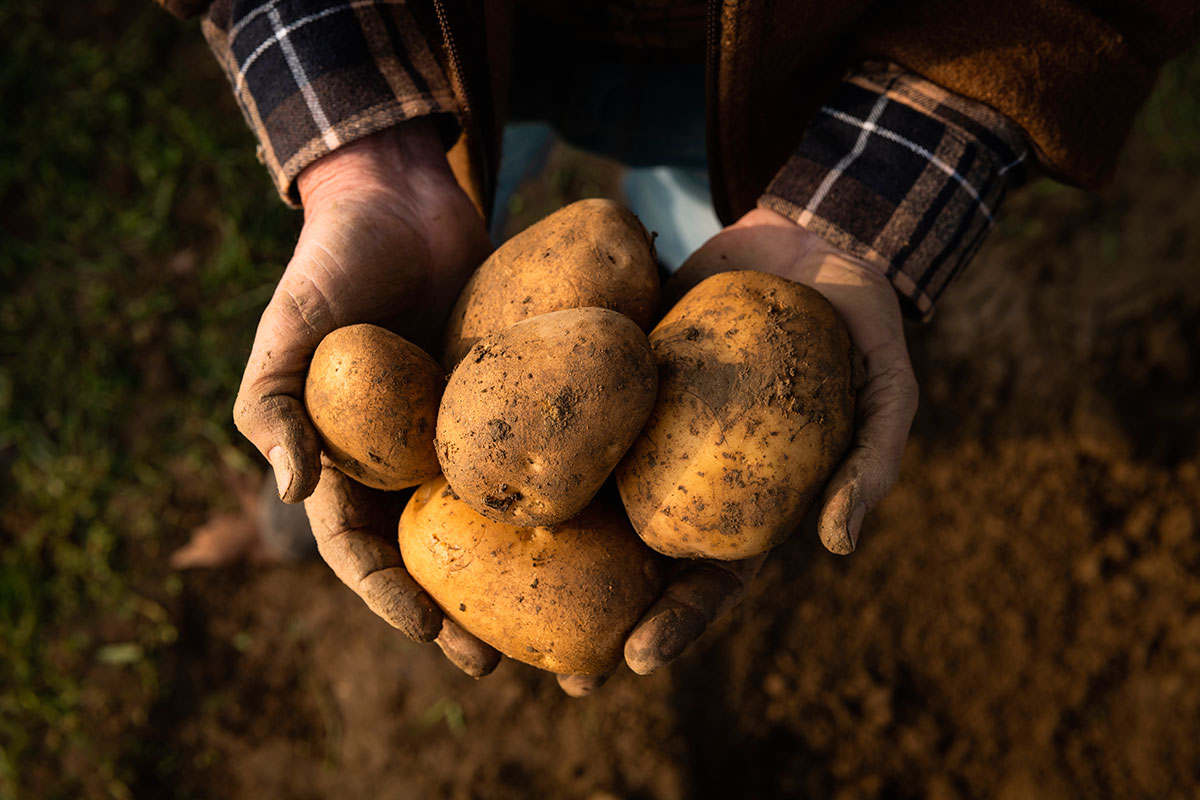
[437,307,657,526]
[304,324,443,491]
[616,271,855,560]
[441,198,659,370]
[399,476,666,676]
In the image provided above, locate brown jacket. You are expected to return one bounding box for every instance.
[430,0,1199,224]
[165,0,1197,314]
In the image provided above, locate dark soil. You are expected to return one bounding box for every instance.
[138,128,1200,799]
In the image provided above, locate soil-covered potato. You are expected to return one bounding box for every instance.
[437,307,657,526]
[399,476,666,676]
[616,271,855,560]
[441,198,659,370]
[304,324,443,491]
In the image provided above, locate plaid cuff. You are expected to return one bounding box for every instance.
[201,0,459,206]
[760,62,1030,320]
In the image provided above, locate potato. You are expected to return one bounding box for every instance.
[441,198,659,370]
[304,324,443,491]
[616,271,855,560]
[436,307,657,526]
[399,476,666,675]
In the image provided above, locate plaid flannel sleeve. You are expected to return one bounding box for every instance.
[199,0,459,206]
[759,62,1031,320]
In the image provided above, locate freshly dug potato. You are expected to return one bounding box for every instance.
[437,307,657,526]
[616,271,855,560]
[441,198,659,370]
[399,476,666,676]
[304,324,443,491]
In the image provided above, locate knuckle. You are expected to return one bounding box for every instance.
[872,461,902,497]
[690,561,748,595]
[898,365,920,399]
[844,441,884,476]
[231,391,256,431]
[277,274,337,344]
[894,369,920,416]
[357,561,398,589]
[859,364,920,419]
[850,441,903,498]
[875,363,918,394]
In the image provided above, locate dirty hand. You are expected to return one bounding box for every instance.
[556,206,919,695]
[232,120,492,644]
[554,554,768,697]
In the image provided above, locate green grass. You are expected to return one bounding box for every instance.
[0,3,296,796]
[1136,44,1200,165]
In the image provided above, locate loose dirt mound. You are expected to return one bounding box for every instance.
[145,145,1200,799]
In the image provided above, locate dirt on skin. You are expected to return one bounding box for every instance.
[138,140,1200,798]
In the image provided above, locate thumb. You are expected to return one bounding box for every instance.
[818,337,918,554]
[234,270,334,503]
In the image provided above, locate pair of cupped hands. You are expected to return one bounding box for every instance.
[235,120,917,696]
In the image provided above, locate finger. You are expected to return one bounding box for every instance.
[306,464,442,641]
[624,555,767,675]
[556,672,612,698]
[817,336,919,555]
[234,270,338,504]
[435,618,501,678]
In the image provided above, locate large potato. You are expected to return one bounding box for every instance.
[616,271,855,560]
[399,476,666,676]
[441,198,659,369]
[437,307,657,526]
[304,324,443,490]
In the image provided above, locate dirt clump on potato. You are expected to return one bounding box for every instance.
[617,270,855,560]
[437,307,657,526]
[441,198,659,370]
[304,324,443,491]
[399,476,666,676]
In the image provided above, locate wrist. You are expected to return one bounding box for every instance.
[733,207,886,284]
[295,120,488,282]
[296,119,458,212]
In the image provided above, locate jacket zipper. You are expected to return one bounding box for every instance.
[705,0,727,224]
[431,0,492,217]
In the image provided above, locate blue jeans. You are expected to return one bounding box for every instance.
[492,43,723,272]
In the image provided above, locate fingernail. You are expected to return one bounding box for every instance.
[267,446,292,501]
[557,672,610,698]
[436,634,501,678]
[414,593,443,642]
[848,503,867,549]
[625,607,706,675]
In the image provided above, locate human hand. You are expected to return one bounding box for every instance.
[233,120,493,644]
[554,554,768,696]
[555,207,918,694]
[305,462,500,672]
[663,206,918,554]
